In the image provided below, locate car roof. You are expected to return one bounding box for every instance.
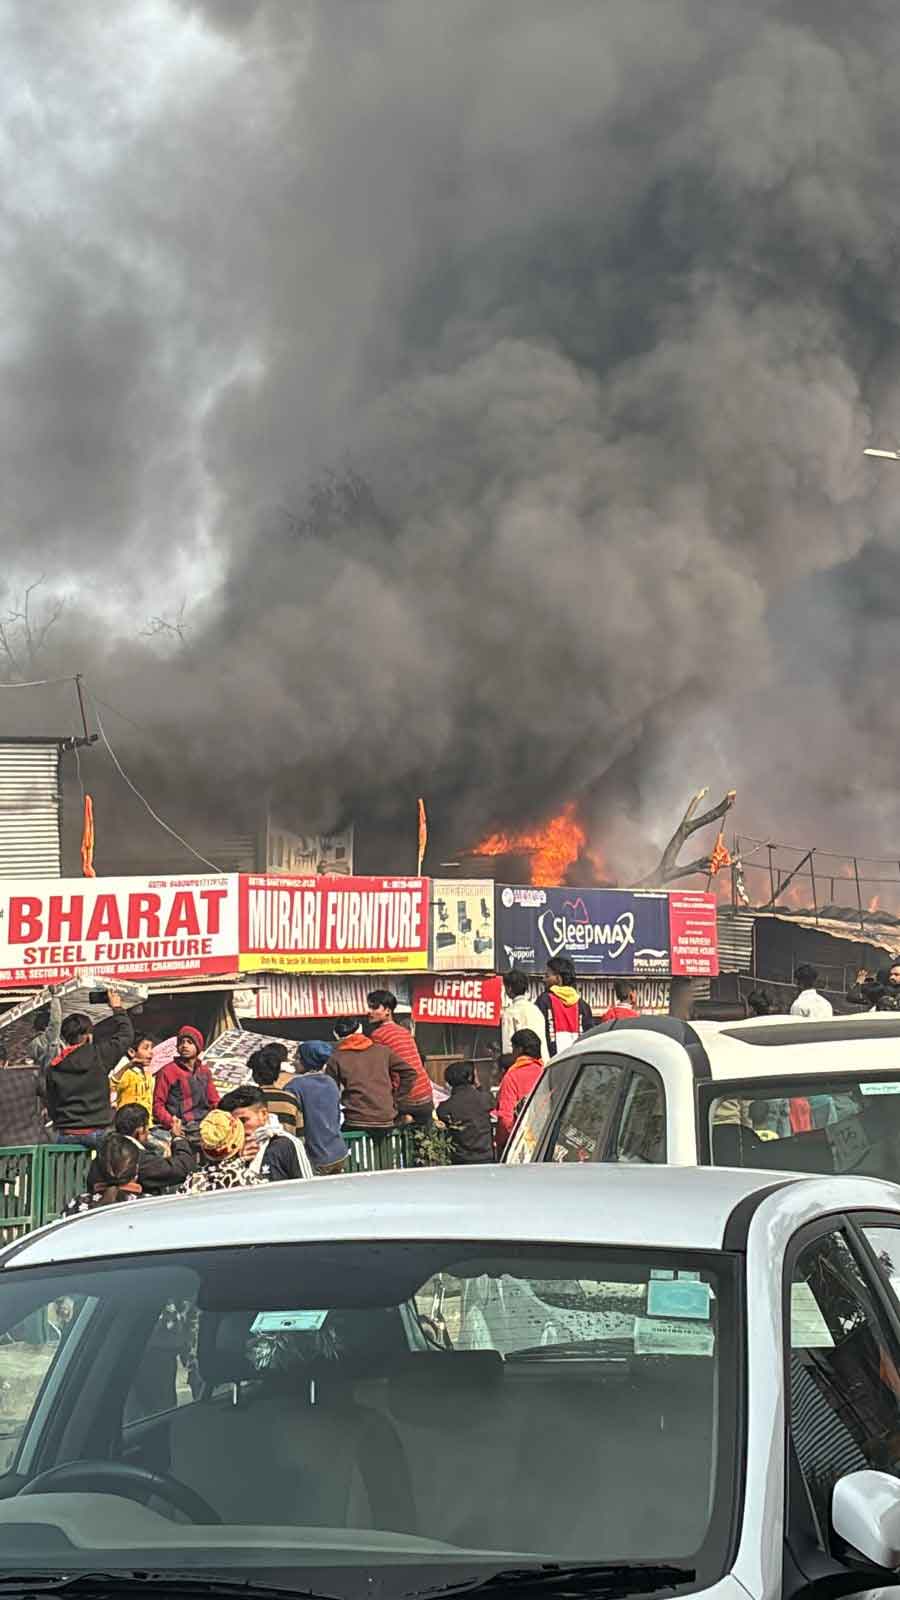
[559,1012,900,1082]
[6,1164,900,1268]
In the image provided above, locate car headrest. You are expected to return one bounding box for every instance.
[197,1310,256,1388]
[711,1124,761,1165]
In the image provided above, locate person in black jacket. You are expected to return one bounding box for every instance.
[437,1061,495,1165]
[219,1085,310,1180]
[47,993,133,1149]
[114,1103,196,1194]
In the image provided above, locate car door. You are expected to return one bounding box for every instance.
[784,1213,900,1587]
[532,1054,666,1165]
[502,1054,579,1164]
[609,1064,667,1164]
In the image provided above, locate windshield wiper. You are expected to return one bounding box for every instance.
[0,1575,343,1600]
[504,1341,632,1363]
[0,1566,696,1600]
[405,1563,696,1599]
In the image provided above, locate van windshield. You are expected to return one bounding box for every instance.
[707,1077,900,1179]
[0,1240,738,1594]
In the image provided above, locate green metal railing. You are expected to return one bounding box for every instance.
[0,1129,418,1241]
[342,1129,417,1173]
[0,1146,93,1241]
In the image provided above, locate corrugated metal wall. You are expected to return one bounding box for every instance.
[716,908,755,973]
[0,743,61,878]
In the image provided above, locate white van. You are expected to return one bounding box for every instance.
[502,1012,900,1180]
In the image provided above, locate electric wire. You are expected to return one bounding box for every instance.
[0,676,77,689]
[0,670,224,876]
[87,690,223,874]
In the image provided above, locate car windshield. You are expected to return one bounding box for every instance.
[707,1076,900,1178]
[0,1239,738,1594]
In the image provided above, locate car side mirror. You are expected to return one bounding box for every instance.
[832,1469,900,1569]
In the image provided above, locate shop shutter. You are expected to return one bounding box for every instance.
[0,743,61,878]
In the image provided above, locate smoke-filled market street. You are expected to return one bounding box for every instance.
[2,3,900,1598]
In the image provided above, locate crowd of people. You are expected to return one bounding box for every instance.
[743,955,900,1020]
[10,948,885,1207]
[0,964,608,1202]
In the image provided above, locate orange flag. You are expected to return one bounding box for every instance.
[709,829,732,877]
[81,794,97,878]
[417,797,427,875]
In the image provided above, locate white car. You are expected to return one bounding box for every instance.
[503,1012,900,1179]
[1,1166,900,1600]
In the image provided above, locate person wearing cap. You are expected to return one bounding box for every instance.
[153,1026,219,1136]
[286,1042,347,1174]
[179,1110,264,1194]
[328,1018,400,1133]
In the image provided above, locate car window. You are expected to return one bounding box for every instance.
[788,1228,900,1543]
[614,1070,666,1164]
[707,1078,900,1177]
[124,1298,200,1424]
[432,1266,695,1356]
[858,1223,900,1313]
[547,1060,624,1163]
[0,1293,90,1473]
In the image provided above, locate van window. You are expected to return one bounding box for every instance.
[707,1077,900,1179]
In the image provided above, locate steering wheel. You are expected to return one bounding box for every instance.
[19,1460,221,1524]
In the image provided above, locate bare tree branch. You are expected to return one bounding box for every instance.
[653,854,718,883]
[639,788,737,887]
[142,603,187,646]
[0,577,65,678]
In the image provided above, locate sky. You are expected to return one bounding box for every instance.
[4,0,900,877]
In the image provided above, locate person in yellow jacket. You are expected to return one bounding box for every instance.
[110,1032,155,1117]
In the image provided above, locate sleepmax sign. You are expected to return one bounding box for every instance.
[496,885,672,976]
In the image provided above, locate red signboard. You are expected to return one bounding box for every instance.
[239,974,412,1020]
[668,892,719,977]
[0,874,240,987]
[238,876,429,974]
[412,975,502,1026]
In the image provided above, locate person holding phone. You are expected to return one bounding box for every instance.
[47,992,134,1150]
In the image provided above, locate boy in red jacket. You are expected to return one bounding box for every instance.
[599,980,640,1023]
[153,1025,219,1136]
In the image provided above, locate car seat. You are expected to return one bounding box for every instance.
[164,1311,415,1530]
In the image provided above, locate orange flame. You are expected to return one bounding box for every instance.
[473,802,590,886]
[869,894,881,915]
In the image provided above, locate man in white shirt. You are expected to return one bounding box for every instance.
[501,970,550,1063]
[790,964,833,1019]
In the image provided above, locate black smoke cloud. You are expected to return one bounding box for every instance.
[3,0,900,875]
